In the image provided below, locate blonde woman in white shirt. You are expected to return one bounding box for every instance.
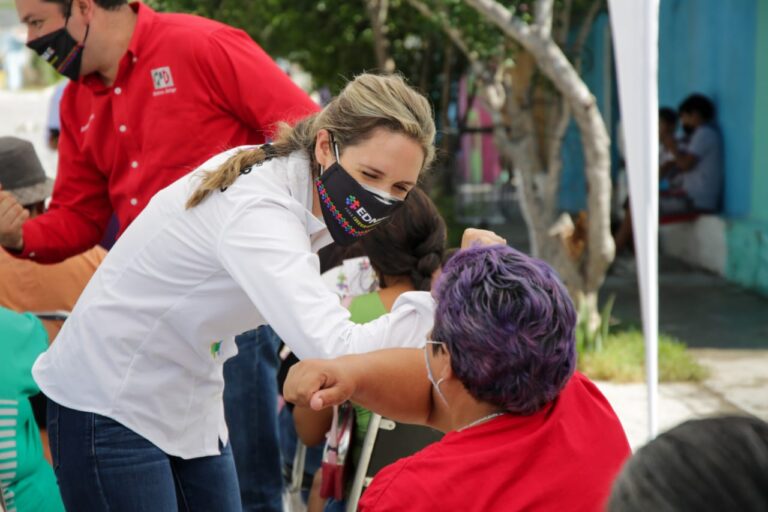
[32,73,504,511]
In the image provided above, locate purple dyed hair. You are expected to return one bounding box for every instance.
[432,245,577,415]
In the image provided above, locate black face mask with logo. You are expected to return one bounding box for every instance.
[315,140,404,246]
[27,1,90,81]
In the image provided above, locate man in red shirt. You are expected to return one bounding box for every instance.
[4,0,316,260]
[285,245,631,511]
[2,1,318,509]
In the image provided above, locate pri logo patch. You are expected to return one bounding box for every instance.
[151,67,176,96]
[345,195,361,210]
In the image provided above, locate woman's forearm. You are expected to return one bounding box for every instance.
[347,349,432,425]
[285,348,434,426]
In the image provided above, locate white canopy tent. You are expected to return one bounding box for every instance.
[607,0,661,440]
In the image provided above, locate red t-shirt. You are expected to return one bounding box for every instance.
[359,372,630,512]
[21,2,319,263]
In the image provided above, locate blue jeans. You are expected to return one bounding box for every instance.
[325,498,347,512]
[223,327,283,511]
[47,401,241,512]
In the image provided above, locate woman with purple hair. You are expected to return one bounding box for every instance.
[285,244,631,511]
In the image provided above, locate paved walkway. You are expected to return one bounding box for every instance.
[598,349,768,449]
[604,256,768,349]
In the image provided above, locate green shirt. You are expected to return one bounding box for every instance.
[347,292,389,458]
[0,308,64,512]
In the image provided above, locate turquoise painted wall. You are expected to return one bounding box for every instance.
[559,14,614,212]
[725,0,768,296]
[559,1,759,217]
[658,0,757,217]
[751,0,768,224]
[554,1,768,297]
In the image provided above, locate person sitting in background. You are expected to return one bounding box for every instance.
[293,187,446,512]
[660,93,723,213]
[609,416,768,512]
[0,307,64,512]
[613,97,721,255]
[658,106,679,188]
[615,107,681,254]
[0,137,105,343]
[285,244,631,511]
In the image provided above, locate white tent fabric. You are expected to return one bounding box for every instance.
[607,0,661,440]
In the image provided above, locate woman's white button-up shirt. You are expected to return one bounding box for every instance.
[32,148,434,459]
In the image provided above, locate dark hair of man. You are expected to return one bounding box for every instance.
[360,187,446,292]
[659,107,677,127]
[609,415,768,512]
[678,93,716,122]
[44,0,128,15]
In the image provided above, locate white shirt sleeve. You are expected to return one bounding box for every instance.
[687,125,716,160]
[216,199,433,360]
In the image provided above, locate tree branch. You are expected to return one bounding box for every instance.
[534,0,554,38]
[465,0,593,108]
[488,76,547,252]
[543,98,570,215]
[465,0,614,292]
[407,0,478,64]
[365,0,395,73]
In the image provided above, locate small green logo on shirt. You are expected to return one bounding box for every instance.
[210,341,222,360]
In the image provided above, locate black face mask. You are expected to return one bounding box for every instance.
[315,142,404,246]
[27,3,90,81]
[682,123,695,136]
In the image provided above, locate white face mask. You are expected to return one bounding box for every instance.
[424,341,449,406]
[359,182,404,206]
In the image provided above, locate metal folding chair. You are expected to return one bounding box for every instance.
[345,414,443,512]
[282,440,308,512]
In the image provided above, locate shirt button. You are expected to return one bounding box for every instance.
[130,198,138,206]
[29,252,36,258]
[131,161,139,169]
[119,124,127,133]
[114,87,122,95]
[132,57,138,64]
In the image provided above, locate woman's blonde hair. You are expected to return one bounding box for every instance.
[186,73,436,208]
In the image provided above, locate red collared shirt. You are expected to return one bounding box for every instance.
[21,2,318,263]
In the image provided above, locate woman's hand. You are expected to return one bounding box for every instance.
[0,187,27,250]
[284,357,358,411]
[460,227,506,249]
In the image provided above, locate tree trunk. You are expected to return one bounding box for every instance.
[407,0,613,339]
[464,0,614,337]
[365,0,395,73]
